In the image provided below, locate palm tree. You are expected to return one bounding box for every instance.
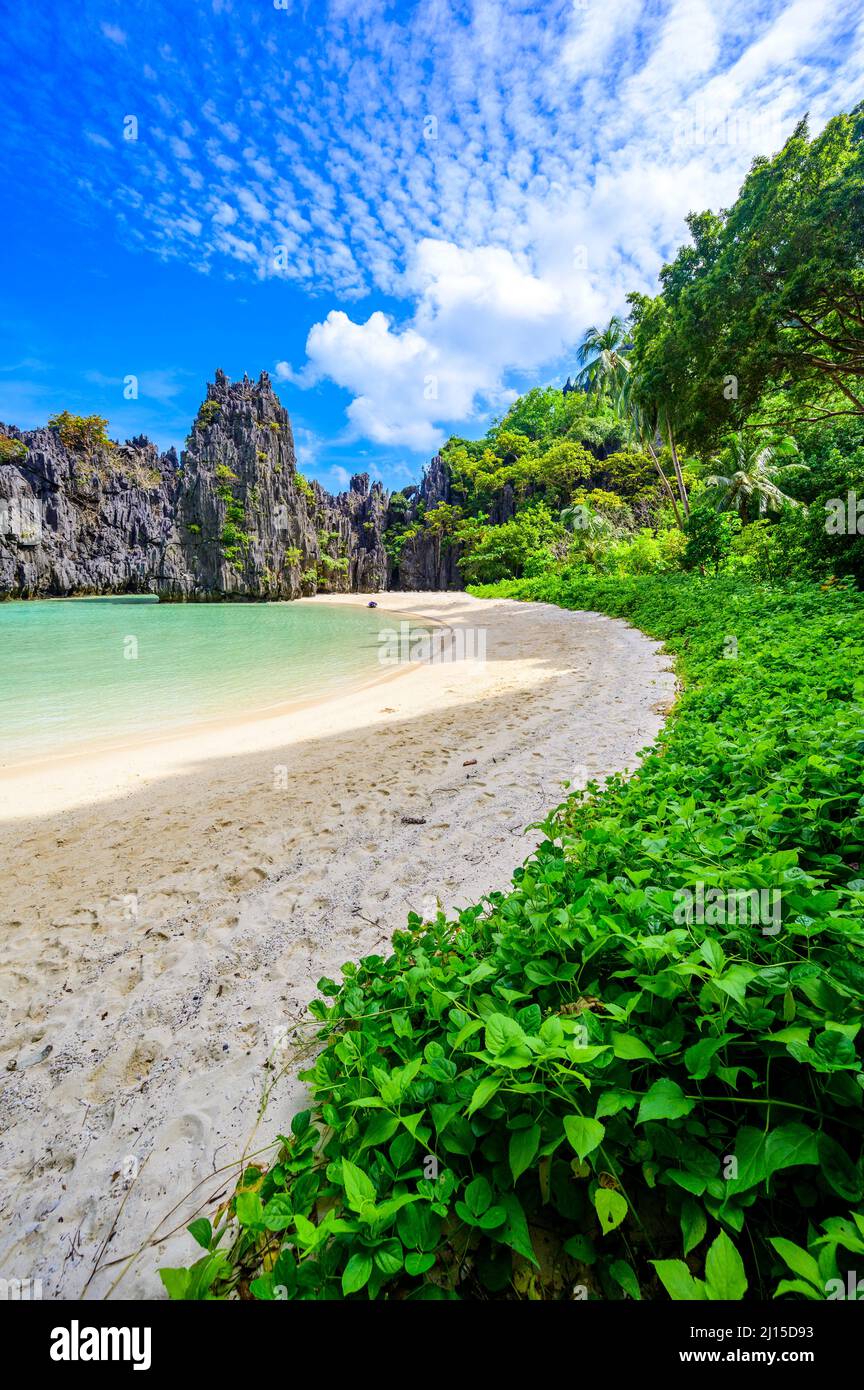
[561,502,627,564]
[576,315,694,522]
[575,317,632,402]
[561,502,617,538]
[620,397,686,527]
[704,434,808,521]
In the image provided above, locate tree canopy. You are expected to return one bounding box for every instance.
[629,104,864,450]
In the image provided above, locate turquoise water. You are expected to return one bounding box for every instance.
[0,597,395,765]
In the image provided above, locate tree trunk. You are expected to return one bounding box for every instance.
[665,413,690,517]
[647,440,683,528]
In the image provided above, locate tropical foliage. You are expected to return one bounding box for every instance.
[161,103,864,1302]
[162,574,864,1301]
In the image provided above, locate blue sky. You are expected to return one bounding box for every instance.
[1,0,862,493]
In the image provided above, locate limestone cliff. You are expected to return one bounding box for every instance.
[390,455,462,591]
[0,371,390,599]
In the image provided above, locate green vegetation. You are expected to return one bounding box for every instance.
[457,504,568,584]
[48,411,113,456]
[380,106,864,593]
[0,434,27,462]
[627,106,864,449]
[213,465,250,571]
[220,521,251,570]
[197,400,221,428]
[161,102,864,1302]
[162,573,864,1301]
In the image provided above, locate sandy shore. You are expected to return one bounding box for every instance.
[0,592,674,1299]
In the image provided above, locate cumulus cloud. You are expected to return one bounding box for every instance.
[292,239,607,447]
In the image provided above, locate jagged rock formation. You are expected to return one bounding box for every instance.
[390,455,462,590]
[0,371,391,600]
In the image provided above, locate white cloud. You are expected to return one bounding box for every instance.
[292,239,606,448]
[43,0,863,450]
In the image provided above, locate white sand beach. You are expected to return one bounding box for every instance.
[0,592,675,1299]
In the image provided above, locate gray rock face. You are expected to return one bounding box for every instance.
[0,371,391,600]
[388,454,463,591]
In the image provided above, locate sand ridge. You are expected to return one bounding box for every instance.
[0,592,675,1298]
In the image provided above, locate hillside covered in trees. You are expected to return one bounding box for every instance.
[386,103,864,596]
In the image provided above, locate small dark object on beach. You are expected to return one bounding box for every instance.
[367,600,378,608]
[401,815,426,825]
[463,758,477,767]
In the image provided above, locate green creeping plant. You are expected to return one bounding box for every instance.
[160,574,864,1301]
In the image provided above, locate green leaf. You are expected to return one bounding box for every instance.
[816,1134,862,1201]
[637,1079,694,1124]
[563,1233,596,1264]
[684,1035,732,1080]
[158,1267,190,1300]
[187,1218,212,1250]
[342,1157,376,1213]
[249,1274,276,1300]
[768,1237,820,1289]
[593,1188,628,1235]
[563,1114,606,1161]
[405,1251,436,1277]
[612,1032,657,1062]
[595,1089,637,1119]
[360,1112,400,1150]
[467,1075,502,1116]
[235,1191,265,1228]
[262,1194,294,1232]
[484,1014,534,1067]
[609,1259,641,1300]
[508,1123,541,1181]
[497,1191,539,1267]
[464,1174,492,1216]
[342,1251,373,1295]
[373,1239,403,1277]
[291,1109,311,1137]
[704,1231,747,1300]
[813,1030,857,1069]
[652,1259,705,1301]
[680,1197,707,1257]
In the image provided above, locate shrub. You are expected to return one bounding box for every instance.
[458,504,567,584]
[682,505,742,573]
[614,527,686,575]
[161,574,864,1302]
[0,435,26,462]
[48,411,113,455]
